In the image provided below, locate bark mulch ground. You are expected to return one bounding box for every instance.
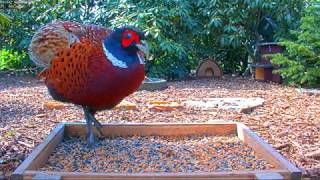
[0,75,319,179]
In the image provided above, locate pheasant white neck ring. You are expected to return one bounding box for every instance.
[137,52,145,65]
[102,43,128,68]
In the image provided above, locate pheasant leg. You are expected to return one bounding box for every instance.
[83,106,102,147]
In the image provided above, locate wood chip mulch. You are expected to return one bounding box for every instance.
[0,75,319,178]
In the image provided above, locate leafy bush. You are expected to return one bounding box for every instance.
[0,12,10,32]
[0,0,305,79]
[272,3,320,87]
[0,49,29,70]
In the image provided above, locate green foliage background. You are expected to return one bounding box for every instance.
[0,0,306,79]
[272,1,320,87]
[0,49,29,70]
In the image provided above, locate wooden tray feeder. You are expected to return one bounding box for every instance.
[196,59,223,78]
[12,122,301,180]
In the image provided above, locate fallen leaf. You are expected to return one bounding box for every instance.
[114,100,138,111]
[147,101,183,111]
[43,100,66,110]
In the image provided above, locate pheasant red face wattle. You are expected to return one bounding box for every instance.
[121,29,141,48]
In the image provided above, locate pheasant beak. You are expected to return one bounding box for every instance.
[136,40,150,59]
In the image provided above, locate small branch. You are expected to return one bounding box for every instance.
[305,150,320,158]
[17,140,34,148]
[292,140,302,149]
[275,143,291,150]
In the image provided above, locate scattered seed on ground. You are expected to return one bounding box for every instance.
[40,135,274,173]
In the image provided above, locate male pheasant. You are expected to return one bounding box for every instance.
[29,21,149,147]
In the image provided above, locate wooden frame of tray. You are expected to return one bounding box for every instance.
[12,122,301,180]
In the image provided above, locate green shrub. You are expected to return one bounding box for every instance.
[272,3,320,87]
[0,49,30,70]
[0,0,305,78]
[0,12,10,32]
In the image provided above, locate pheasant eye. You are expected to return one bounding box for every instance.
[126,33,132,39]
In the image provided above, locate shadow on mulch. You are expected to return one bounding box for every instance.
[0,96,42,127]
[0,76,43,91]
[169,77,276,91]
